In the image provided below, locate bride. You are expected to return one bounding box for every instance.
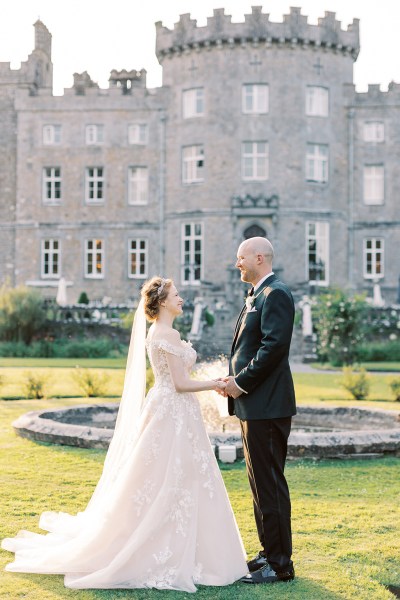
[2,276,248,592]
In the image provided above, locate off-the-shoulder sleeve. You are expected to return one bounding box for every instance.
[157,339,184,357]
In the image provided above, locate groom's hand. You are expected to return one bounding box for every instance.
[223,376,243,399]
[214,378,228,397]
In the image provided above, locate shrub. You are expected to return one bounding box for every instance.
[312,288,367,366]
[72,368,110,397]
[340,366,370,400]
[389,378,400,402]
[356,341,400,362]
[77,292,90,305]
[0,284,46,344]
[22,372,50,399]
[0,338,124,358]
[204,309,215,327]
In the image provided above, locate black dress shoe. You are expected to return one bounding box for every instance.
[241,563,295,584]
[247,552,268,572]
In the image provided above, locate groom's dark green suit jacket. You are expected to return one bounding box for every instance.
[228,274,297,420]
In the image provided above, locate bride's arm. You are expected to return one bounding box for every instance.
[166,352,224,393]
[161,329,224,393]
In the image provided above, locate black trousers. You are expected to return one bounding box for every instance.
[240,417,293,573]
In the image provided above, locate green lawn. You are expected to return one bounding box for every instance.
[0,392,400,599]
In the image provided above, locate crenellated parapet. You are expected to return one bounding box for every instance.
[156,6,360,62]
[354,82,400,106]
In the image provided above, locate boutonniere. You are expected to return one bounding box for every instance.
[245,295,256,313]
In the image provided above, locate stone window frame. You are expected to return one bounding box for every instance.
[128,166,148,205]
[85,124,104,145]
[306,143,329,183]
[306,221,329,285]
[41,239,60,279]
[128,238,148,279]
[363,237,384,279]
[241,141,269,181]
[182,88,205,119]
[42,124,62,145]
[42,166,62,204]
[85,167,105,204]
[363,121,385,143]
[182,145,205,184]
[242,84,269,114]
[84,238,105,279]
[363,164,384,205]
[181,222,203,285]
[305,86,329,117]
[128,123,148,145]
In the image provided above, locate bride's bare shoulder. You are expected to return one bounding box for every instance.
[149,325,181,344]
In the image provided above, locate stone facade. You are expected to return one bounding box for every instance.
[0,9,399,324]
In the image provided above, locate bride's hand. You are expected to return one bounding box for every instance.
[213,380,227,396]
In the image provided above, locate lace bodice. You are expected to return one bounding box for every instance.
[145,337,197,390]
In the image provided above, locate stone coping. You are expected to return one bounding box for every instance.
[12,404,400,459]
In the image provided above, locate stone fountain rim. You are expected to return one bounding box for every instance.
[11,403,400,457]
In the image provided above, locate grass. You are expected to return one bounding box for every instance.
[1,362,400,407]
[0,395,399,599]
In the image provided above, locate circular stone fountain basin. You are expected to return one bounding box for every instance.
[12,404,400,459]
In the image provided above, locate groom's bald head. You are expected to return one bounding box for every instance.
[236,237,274,285]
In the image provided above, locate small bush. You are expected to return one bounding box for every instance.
[340,366,370,400]
[72,368,110,397]
[22,372,50,399]
[389,378,400,402]
[77,292,90,305]
[204,309,215,327]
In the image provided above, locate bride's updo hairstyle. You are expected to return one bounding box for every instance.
[141,276,173,321]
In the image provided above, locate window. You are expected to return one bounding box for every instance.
[85,124,104,145]
[306,144,328,183]
[182,145,204,183]
[128,123,148,145]
[182,88,204,118]
[363,238,384,279]
[181,223,203,285]
[306,222,329,285]
[363,121,384,143]
[364,165,384,205]
[42,167,62,203]
[242,84,269,114]
[305,86,329,117]
[242,142,269,180]
[128,239,148,278]
[43,125,61,145]
[85,167,104,203]
[85,239,104,278]
[128,167,148,205]
[41,239,60,278]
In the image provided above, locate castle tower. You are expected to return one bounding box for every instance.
[155,7,360,303]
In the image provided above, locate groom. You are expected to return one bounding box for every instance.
[223,236,296,584]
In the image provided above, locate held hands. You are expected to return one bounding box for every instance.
[213,376,243,399]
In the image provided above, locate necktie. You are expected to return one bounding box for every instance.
[248,287,254,297]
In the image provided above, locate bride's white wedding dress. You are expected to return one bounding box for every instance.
[2,335,248,592]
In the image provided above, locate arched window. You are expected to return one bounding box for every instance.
[243,224,266,239]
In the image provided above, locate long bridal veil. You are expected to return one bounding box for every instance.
[2,299,148,562]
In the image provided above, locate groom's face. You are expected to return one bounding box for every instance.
[236,243,258,284]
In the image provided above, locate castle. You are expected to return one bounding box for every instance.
[0,8,399,327]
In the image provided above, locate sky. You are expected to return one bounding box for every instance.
[0,0,399,95]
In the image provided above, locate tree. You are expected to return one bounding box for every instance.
[0,283,46,344]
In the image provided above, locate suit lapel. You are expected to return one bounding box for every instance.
[231,274,277,354]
